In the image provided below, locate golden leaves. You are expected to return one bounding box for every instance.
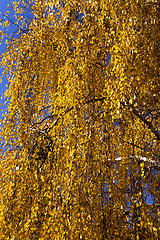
[0,0,159,239]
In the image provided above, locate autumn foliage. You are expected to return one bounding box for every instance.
[0,0,159,239]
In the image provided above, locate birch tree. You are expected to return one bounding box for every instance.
[0,0,159,239]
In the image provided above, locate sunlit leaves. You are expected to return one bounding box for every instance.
[0,0,159,239]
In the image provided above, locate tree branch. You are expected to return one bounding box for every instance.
[131,105,160,141]
[121,101,160,141]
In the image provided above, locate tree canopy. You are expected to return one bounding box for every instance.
[0,0,159,239]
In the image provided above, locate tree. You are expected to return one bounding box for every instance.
[0,0,159,239]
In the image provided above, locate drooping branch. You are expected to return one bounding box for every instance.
[121,101,160,141]
[31,97,107,130]
[131,105,160,141]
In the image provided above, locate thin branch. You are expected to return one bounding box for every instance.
[1,14,28,34]
[112,156,160,169]
[131,105,160,141]
[32,98,106,128]
[122,101,160,141]
[119,138,146,151]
